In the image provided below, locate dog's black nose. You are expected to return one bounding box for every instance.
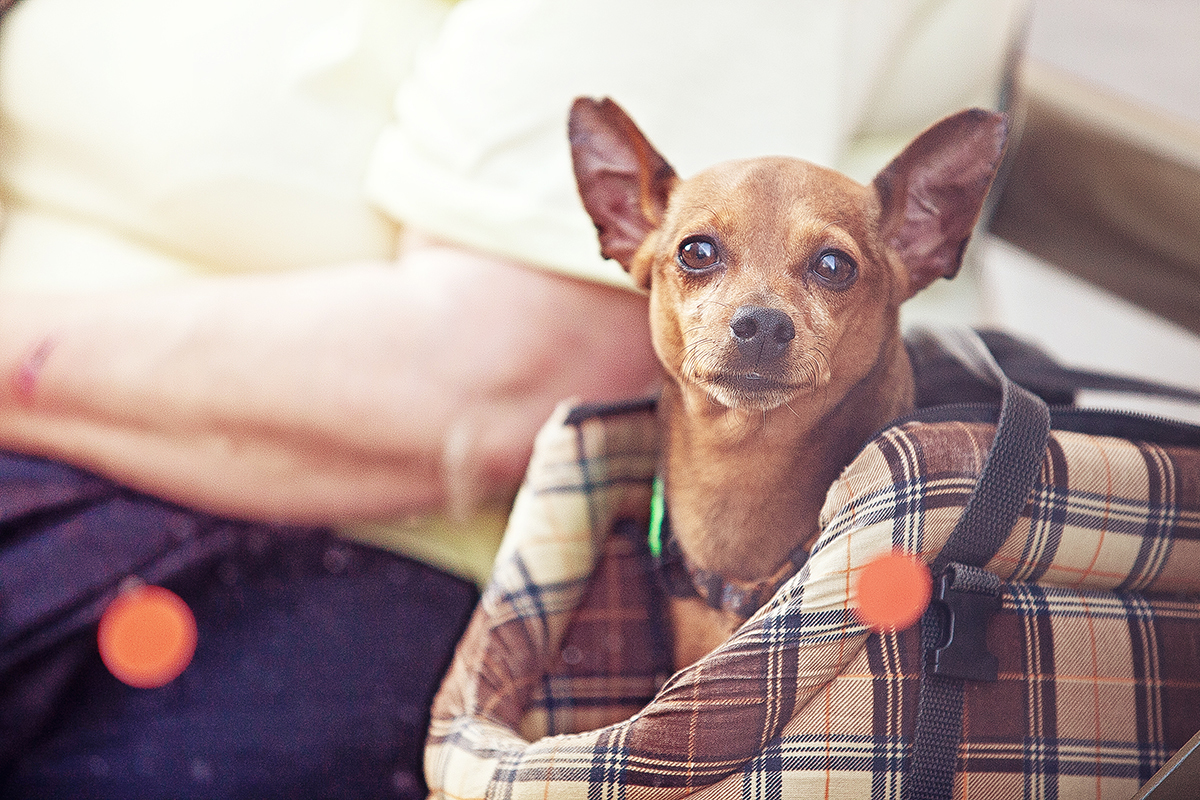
[729,305,795,361]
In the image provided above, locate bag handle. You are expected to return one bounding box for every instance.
[976,329,1200,405]
[926,328,1052,572]
[907,328,1051,800]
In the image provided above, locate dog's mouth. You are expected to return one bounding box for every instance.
[702,371,802,409]
[710,372,794,393]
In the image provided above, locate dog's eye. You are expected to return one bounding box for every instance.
[811,250,858,290]
[678,236,720,272]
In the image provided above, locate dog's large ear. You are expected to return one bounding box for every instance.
[570,97,677,285]
[872,109,1008,295]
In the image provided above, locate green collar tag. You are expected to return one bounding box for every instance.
[648,474,666,558]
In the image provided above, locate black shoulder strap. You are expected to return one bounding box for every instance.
[976,329,1200,404]
[908,326,1200,409]
[903,328,1200,799]
[905,329,1051,800]
[926,332,1051,573]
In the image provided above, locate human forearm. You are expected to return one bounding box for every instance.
[0,270,435,521]
[0,239,658,523]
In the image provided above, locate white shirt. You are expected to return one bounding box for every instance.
[0,0,1027,291]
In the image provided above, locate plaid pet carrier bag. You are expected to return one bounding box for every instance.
[425,327,1200,800]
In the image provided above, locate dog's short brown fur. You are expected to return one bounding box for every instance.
[569,98,1008,670]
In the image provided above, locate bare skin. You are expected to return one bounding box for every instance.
[0,231,659,524]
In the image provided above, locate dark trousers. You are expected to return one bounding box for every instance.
[0,451,478,799]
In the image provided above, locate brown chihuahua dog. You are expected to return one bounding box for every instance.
[569,98,1008,669]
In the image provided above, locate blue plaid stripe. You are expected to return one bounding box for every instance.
[747,735,912,775]
[1008,583,1060,795]
[587,726,628,800]
[742,746,785,799]
[1007,587,1200,622]
[1123,591,1169,786]
[489,559,592,627]
[868,630,911,800]
[875,425,932,555]
[964,741,1155,775]
[819,475,979,553]
[1009,435,1070,584]
[1122,441,1178,591]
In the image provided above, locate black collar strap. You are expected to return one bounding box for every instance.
[650,479,809,619]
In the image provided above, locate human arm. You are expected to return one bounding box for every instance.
[0,232,658,524]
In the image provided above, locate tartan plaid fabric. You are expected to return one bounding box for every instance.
[426,402,1200,799]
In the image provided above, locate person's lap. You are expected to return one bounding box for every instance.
[0,450,478,799]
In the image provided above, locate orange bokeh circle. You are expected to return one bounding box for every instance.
[855,552,933,632]
[98,585,197,688]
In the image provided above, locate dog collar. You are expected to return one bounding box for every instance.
[648,475,808,619]
[648,474,667,558]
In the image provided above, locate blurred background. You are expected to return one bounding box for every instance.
[958,0,1200,421]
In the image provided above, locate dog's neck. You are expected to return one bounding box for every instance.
[658,329,915,583]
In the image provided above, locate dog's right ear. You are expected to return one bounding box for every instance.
[570,97,677,287]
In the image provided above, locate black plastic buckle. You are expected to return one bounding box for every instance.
[925,563,1001,682]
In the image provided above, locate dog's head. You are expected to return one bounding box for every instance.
[569,98,1007,413]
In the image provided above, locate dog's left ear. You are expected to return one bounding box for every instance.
[872,109,1009,296]
[570,97,678,287]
